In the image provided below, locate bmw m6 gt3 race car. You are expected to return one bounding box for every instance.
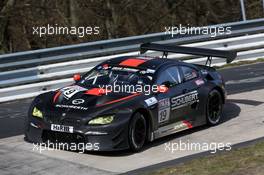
[25,43,236,151]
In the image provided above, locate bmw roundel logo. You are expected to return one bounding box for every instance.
[72,99,85,105]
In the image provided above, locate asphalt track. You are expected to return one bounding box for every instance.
[0,62,264,174]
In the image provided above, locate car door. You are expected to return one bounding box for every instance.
[178,65,201,122]
[154,65,185,126]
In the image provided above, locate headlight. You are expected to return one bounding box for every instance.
[88,115,114,125]
[32,107,43,119]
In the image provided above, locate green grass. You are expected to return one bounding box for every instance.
[143,140,264,175]
[214,58,264,69]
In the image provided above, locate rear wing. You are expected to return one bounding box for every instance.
[140,43,237,66]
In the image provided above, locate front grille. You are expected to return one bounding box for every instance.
[61,118,82,127]
[46,117,60,124]
[44,111,82,127]
[44,112,60,124]
[42,130,86,145]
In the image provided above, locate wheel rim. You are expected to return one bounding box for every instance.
[132,117,146,148]
[208,93,222,124]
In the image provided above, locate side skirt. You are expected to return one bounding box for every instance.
[152,120,193,140]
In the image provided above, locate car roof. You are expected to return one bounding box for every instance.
[101,56,191,70]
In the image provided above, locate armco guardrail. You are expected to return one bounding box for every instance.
[1,33,264,88]
[0,19,264,103]
[1,18,264,71]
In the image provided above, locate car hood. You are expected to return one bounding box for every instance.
[47,85,140,114]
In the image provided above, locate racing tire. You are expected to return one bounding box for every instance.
[206,90,223,126]
[128,113,147,152]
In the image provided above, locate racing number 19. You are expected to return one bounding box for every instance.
[158,108,170,123]
[160,110,167,121]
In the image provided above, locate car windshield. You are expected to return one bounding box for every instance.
[77,66,154,88]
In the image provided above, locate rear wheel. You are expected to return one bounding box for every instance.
[128,113,147,152]
[206,90,223,126]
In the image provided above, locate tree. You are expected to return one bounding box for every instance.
[0,0,15,53]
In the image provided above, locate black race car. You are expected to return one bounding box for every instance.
[25,43,236,151]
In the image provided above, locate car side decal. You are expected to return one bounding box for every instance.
[158,98,170,123]
[195,79,205,86]
[145,97,158,106]
[171,90,199,110]
[154,120,193,139]
[182,120,193,128]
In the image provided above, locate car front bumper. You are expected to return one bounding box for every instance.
[25,115,131,151]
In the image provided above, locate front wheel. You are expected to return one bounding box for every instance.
[206,90,223,126]
[128,113,147,152]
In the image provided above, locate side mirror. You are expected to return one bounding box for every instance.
[161,81,172,88]
[73,74,81,82]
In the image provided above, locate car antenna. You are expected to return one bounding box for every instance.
[162,51,168,59]
[205,56,213,66]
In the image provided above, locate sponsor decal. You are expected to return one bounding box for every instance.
[72,99,85,105]
[158,98,170,123]
[183,120,193,129]
[173,122,187,130]
[195,79,205,86]
[51,124,73,133]
[171,90,199,110]
[157,85,168,93]
[184,71,197,81]
[55,104,88,110]
[145,97,158,106]
[155,120,193,138]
